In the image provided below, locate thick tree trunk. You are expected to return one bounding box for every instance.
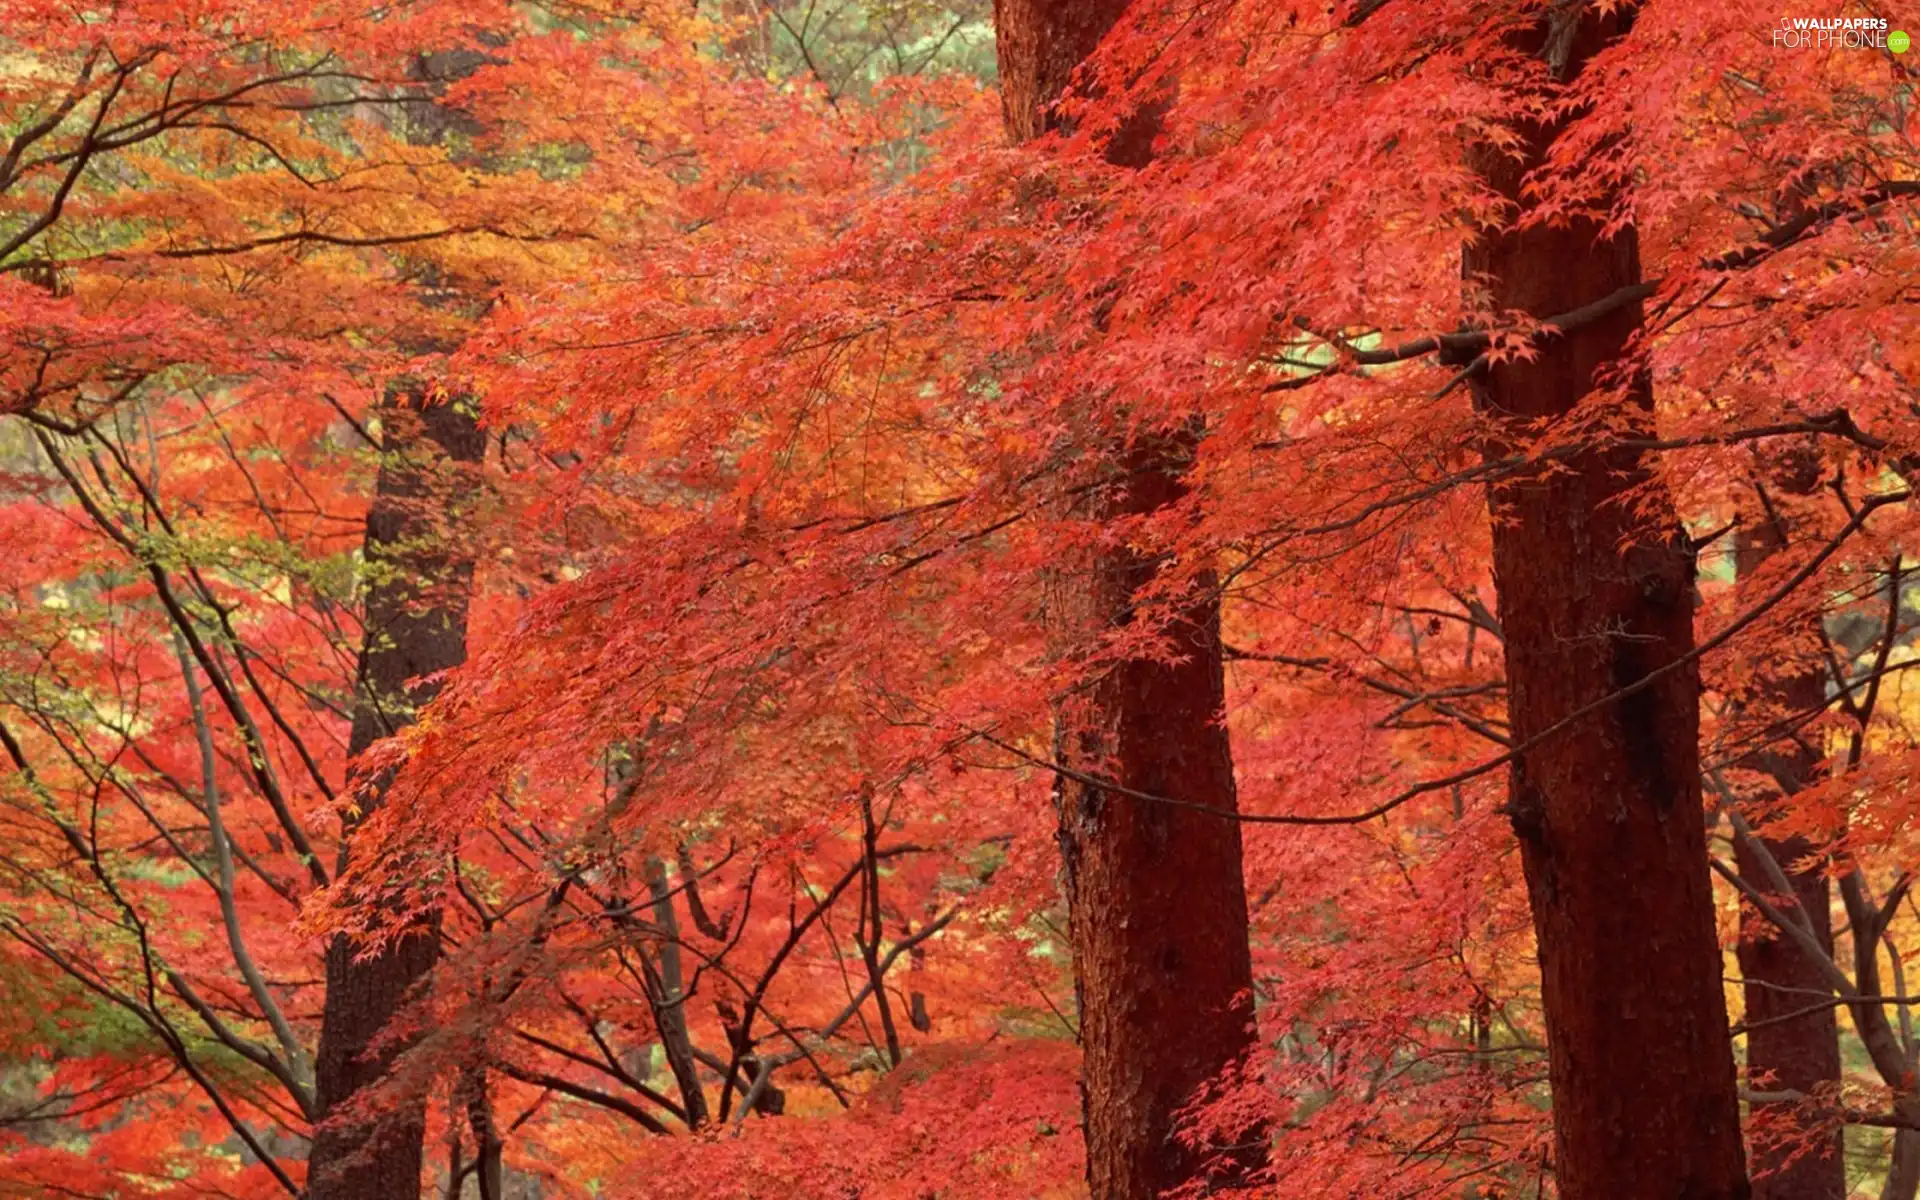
[307,395,486,1200]
[994,2,1261,1196]
[994,0,1128,145]
[1460,8,1748,1199]
[1733,480,1843,1200]
[1047,444,1261,1198]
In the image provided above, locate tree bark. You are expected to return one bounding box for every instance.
[1885,1130,1920,1200]
[1459,7,1749,1198]
[307,393,486,1200]
[458,1062,505,1200]
[1737,832,1843,1200]
[644,857,711,1130]
[994,0,1130,145]
[995,4,1262,1195]
[1046,454,1262,1198]
[1733,464,1844,1200]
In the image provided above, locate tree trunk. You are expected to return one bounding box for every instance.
[1733,469,1843,1200]
[1885,1131,1920,1200]
[459,1062,505,1200]
[1738,834,1843,1200]
[1046,455,1262,1198]
[995,6,1260,1194]
[1459,8,1749,1198]
[995,0,1129,145]
[644,857,711,1130]
[307,394,486,1200]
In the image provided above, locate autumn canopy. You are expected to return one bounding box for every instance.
[1,0,1917,1197]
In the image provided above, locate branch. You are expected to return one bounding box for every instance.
[1272,182,1920,392]
[490,1062,671,1135]
[960,486,1909,825]
[1743,1089,1920,1131]
[170,630,315,1113]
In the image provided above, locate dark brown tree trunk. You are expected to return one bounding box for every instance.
[1738,832,1843,1200]
[1885,1131,1920,1200]
[643,856,711,1130]
[458,1062,504,1200]
[995,4,1261,1195]
[307,394,486,1200]
[1460,8,1748,1198]
[1046,454,1261,1198]
[1733,469,1844,1200]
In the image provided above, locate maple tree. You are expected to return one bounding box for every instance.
[3,0,1920,1197]
[1453,7,1750,1195]
[994,0,1262,1194]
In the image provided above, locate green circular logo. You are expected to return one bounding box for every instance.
[1892,29,1912,53]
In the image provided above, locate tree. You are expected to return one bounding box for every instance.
[1725,454,1844,1200]
[1454,6,1748,1196]
[993,1,1262,1195]
[0,8,529,1188]
[307,390,486,1198]
[305,40,499,1199]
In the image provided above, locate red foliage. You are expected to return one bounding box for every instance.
[3,0,1918,1194]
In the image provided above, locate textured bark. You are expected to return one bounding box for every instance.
[994,0,1135,146]
[1737,833,1842,1200]
[994,2,1261,1196]
[307,395,486,1200]
[644,857,711,1130]
[1460,8,1749,1198]
[1733,473,1843,1200]
[1047,450,1261,1198]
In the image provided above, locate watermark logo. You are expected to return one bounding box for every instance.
[1773,15,1899,49]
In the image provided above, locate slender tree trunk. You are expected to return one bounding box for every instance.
[644,857,711,1129]
[459,1062,504,1200]
[1838,870,1920,1200]
[1733,467,1843,1200]
[307,394,486,1199]
[995,6,1261,1194]
[1737,832,1843,1200]
[1886,1132,1920,1200]
[1459,8,1748,1198]
[1046,477,1261,1198]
